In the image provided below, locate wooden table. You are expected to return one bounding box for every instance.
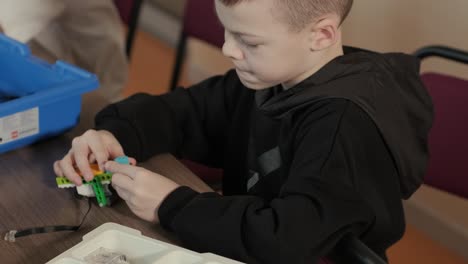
[0,93,212,263]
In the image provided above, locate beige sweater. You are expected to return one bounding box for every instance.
[0,0,127,102]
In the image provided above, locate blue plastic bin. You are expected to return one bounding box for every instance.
[0,34,99,153]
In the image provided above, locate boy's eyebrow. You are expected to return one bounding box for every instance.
[231,30,261,37]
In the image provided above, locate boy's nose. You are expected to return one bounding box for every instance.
[222,40,244,61]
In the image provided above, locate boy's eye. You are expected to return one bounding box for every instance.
[244,42,259,48]
[235,35,260,48]
[240,39,260,48]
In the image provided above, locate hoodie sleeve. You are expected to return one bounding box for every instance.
[158,99,382,264]
[94,70,244,165]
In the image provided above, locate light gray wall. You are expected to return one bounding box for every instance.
[342,0,468,78]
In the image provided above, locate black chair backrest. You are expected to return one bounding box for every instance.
[414,45,468,64]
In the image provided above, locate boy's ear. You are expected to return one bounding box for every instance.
[308,14,341,51]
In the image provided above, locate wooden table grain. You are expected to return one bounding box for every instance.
[0,93,212,263]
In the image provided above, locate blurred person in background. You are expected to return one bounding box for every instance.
[0,0,128,102]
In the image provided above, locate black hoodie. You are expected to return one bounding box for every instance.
[95,49,433,263]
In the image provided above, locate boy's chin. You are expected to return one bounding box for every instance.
[239,78,271,90]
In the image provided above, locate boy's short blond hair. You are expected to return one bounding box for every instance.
[220,0,353,31]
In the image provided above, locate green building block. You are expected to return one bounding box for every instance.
[55,156,130,207]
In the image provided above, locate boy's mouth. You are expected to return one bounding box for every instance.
[234,64,250,72]
[236,68,250,78]
[236,68,252,75]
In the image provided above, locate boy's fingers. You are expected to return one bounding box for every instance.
[72,139,94,181]
[111,173,133,192]
[109,144,125,158]
[105,161,138,179]
[89,145,108,171]
[88,153,96,163]
[98,131,129,165]
[53,161,63,176]
[59,154,82,185]
[112,185,131,201]
[84,131,110,171]
[105,135,125,159]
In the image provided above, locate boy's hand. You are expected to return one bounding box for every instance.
[105,161,180,223]
[53,129,136,185]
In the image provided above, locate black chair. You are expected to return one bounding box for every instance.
[328,234,387,264]
[414,45,468,64]
[114,0,144,59]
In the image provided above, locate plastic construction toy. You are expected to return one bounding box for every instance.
[56,156,131,207]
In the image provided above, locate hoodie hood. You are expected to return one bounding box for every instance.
[256,48,434,199]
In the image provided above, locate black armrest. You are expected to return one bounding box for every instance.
[331,234,388,264]
[413,46,468,64]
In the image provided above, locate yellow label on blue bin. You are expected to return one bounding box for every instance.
[0,107,39,145]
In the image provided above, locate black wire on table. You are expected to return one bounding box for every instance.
[4,198,93,242]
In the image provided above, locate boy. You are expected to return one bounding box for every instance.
[54,0,433,263]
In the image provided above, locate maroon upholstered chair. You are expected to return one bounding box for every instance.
[114,0,144,58]
[414,46,468,199]
[169,0,225,90]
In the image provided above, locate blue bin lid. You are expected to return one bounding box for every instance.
[0,33,99,98]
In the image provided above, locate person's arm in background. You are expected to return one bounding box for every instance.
[0,0,127,102]
[0,0,64,43]
[44,0,128,102]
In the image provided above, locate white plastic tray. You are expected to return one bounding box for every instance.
[47,223,244,264]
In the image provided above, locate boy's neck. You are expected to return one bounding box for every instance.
[282,39,344,90]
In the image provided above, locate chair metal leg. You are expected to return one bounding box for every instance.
[170,33,187,91]
[126,0,144,59]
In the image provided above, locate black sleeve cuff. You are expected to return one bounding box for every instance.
[158,186,200,231]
